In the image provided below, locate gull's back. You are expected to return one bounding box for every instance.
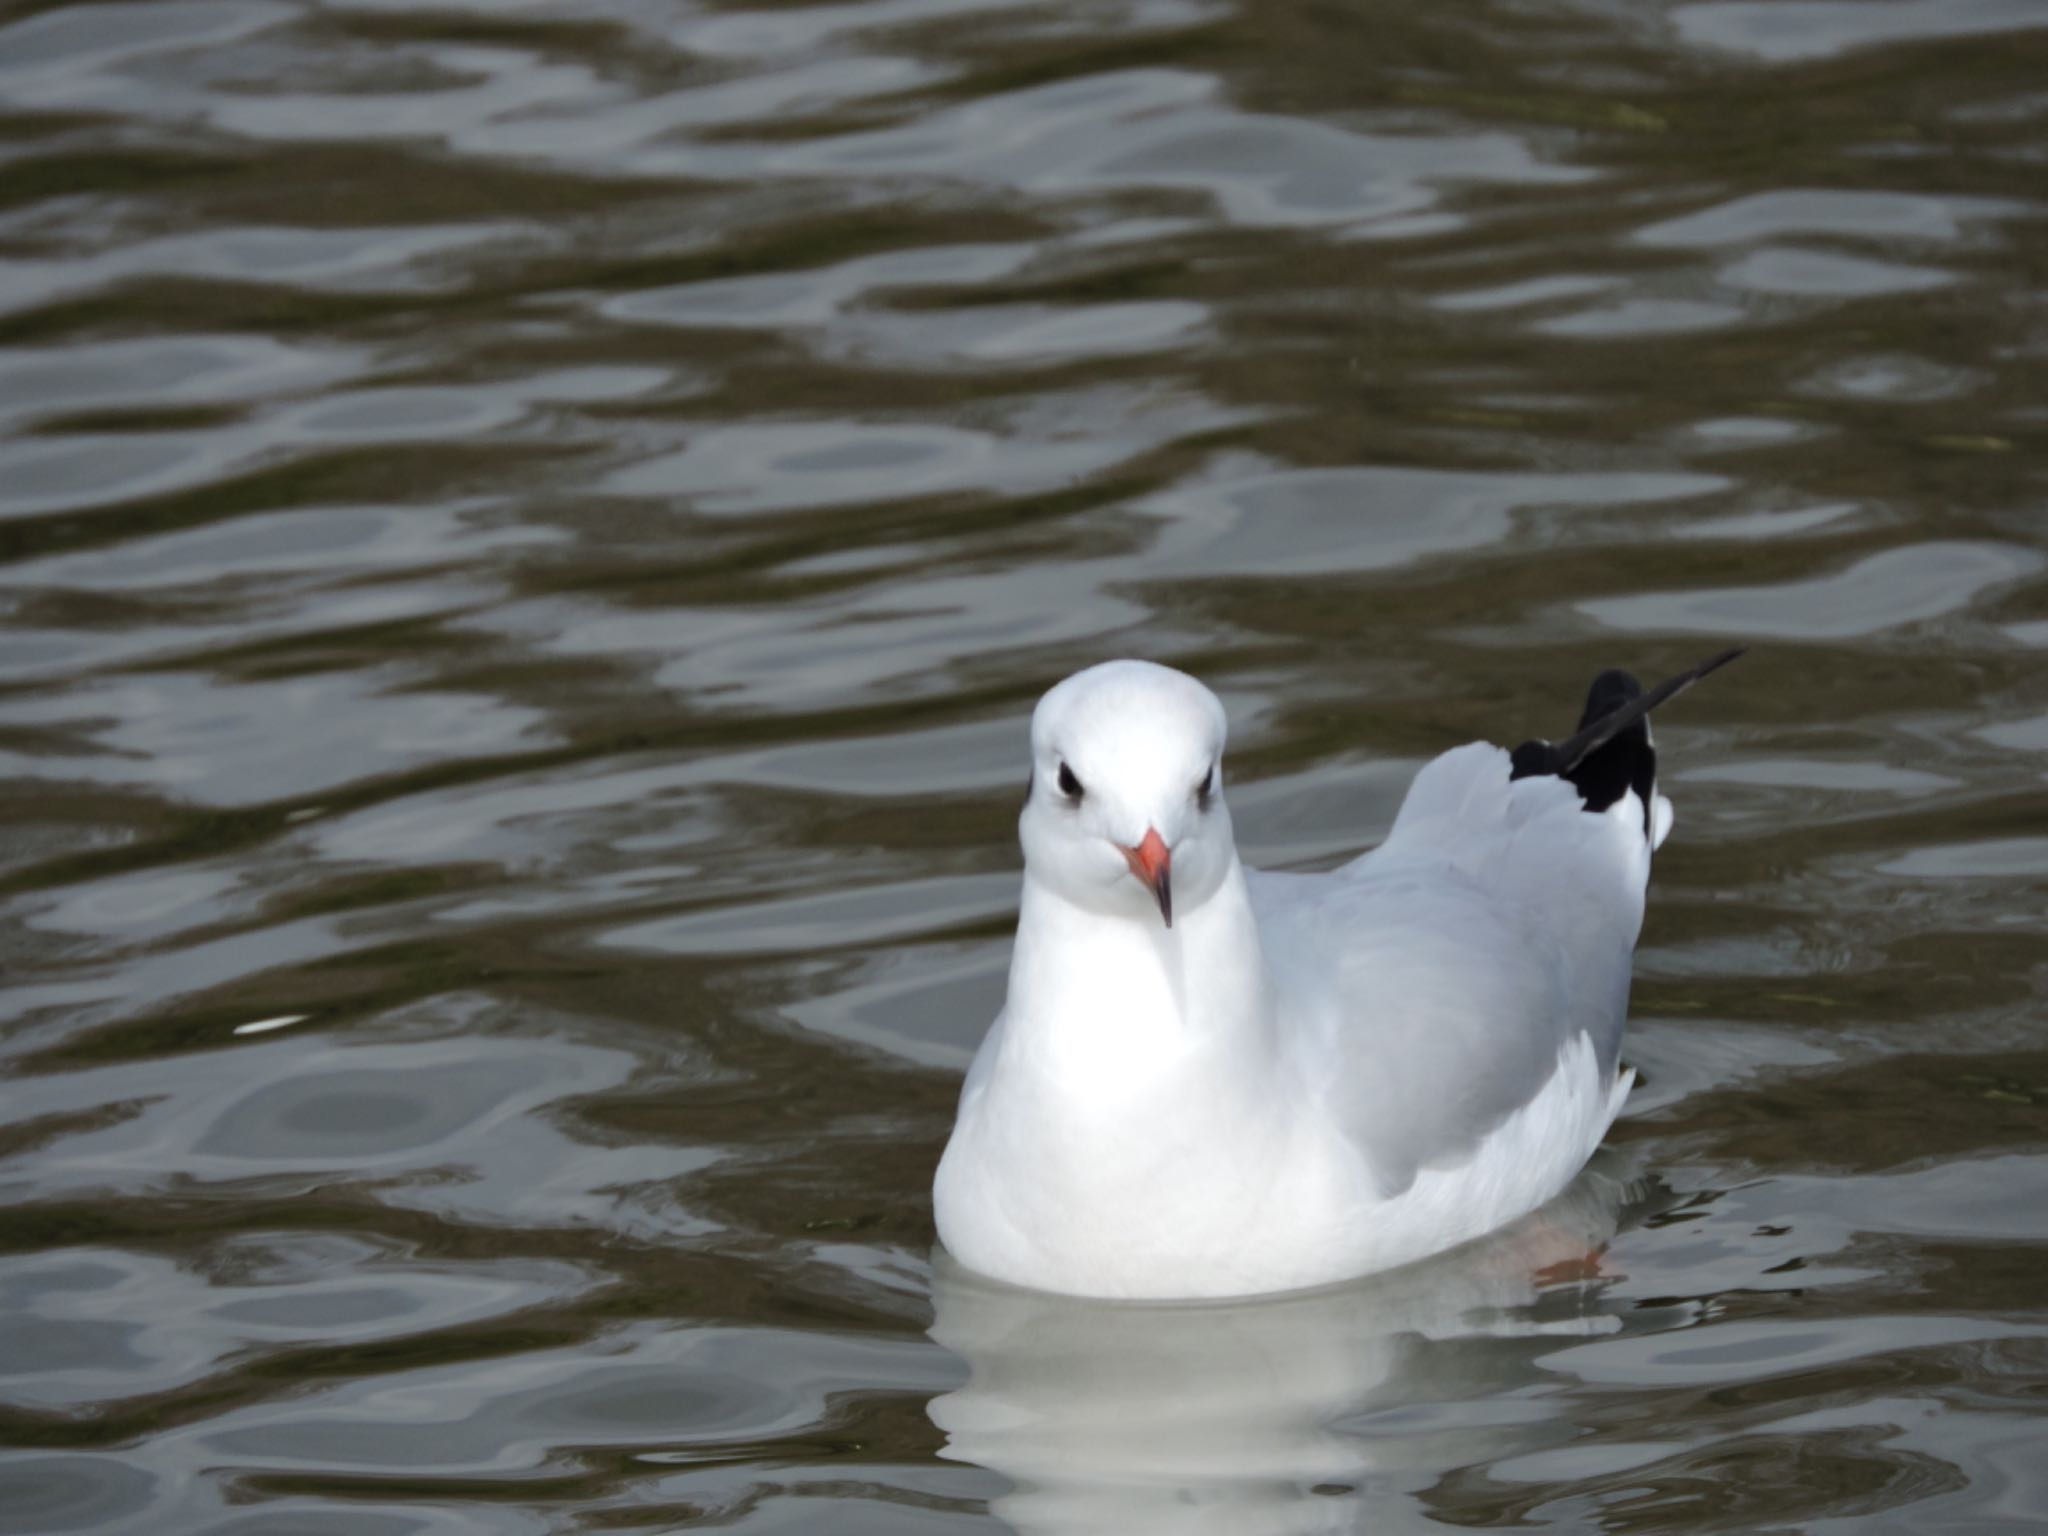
[1250,741,1652,1210]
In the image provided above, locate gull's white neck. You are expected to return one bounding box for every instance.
[999,858,1277,1098]
[942,854,1301,1294]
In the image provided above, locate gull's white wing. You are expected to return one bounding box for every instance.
[1250,743,1651,1196]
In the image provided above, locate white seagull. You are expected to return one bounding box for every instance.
[934,651,1742,1299]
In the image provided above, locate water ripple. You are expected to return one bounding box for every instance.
[2,0,2044,1528]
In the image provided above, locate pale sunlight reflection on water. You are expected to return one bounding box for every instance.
[1,0,2045,1529]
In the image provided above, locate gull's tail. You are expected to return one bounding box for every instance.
[1509,648,1745,840]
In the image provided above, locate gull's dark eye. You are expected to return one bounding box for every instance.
[1195,763,1216,809]
[1057,762,1084,801]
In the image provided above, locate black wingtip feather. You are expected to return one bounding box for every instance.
[1563,668,1654,822]
[1549,646,1745,776]
[1510,647,1746,831]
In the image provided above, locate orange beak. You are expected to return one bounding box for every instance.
[1120,827,1173,927]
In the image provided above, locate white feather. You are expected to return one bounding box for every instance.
[934,662,1661,1299]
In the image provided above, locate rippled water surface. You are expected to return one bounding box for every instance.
[3,0,2046,1530]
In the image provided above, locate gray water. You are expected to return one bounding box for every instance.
[2,0,2046,1531]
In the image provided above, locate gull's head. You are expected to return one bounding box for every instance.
[1020,659,1234,928]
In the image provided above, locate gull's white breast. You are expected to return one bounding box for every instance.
[935,1006,1631,1299]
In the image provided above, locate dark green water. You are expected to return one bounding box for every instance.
[2,0,2045,1531]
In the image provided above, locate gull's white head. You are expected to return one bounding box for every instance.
[1020,660,1234,928]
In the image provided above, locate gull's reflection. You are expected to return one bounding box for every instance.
[929,1164,1638,1536]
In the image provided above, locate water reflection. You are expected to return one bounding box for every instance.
[929,1171,1632,1536]
[1671,0,2048,62]
[3,0,2047,1526]
[0,1237,592,1413]
[1579,541,2043,640]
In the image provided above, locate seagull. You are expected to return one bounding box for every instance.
[934,650,1743,1299]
